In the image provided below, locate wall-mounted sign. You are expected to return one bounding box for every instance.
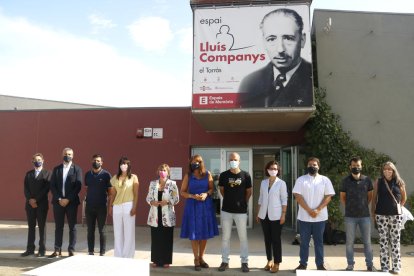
[143,128,153,137]
[192,4,313,109]
[152,128,163,139]
[170,167,182,180]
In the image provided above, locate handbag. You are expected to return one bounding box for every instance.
[383,178,402,215]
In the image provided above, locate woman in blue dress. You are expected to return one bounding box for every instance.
[180,154,219,271]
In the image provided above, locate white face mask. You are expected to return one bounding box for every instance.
[120,164,128,172]
[229,160,239,169]
[267,169,278,177]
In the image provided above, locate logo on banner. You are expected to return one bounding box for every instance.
[199,96,208,105]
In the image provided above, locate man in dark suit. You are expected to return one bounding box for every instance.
[48,147,82,258]
[238,8,313,108]
[21,153,51,257]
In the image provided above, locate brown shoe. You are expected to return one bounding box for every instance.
[264,260,273,271]
[270,263,279,273]
[194,258,201,271]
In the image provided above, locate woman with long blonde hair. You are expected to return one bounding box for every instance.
[372,161,407,274]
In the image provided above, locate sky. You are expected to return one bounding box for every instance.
[1,0,414,108]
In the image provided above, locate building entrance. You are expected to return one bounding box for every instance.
[192,146,306,230]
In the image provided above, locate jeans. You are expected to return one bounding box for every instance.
[345,216,373,267]
[86,205,107,254]
[221,211,249,263]
[298,220,326,267]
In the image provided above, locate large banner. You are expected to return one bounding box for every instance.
[192,4,313,109]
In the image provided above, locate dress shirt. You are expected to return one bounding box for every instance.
[62,162,72,197]
[35,168,42,178]
[292,174,335,222]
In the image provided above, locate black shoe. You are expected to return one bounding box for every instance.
[218,262,229,272]
[241,263,250,273]
[99,252,105,256]
[88,252,94,255]
[48,250,62,258]
[295,264,307,271]
[317,264,327,271]
[36,251,45,257]
[20,251,35,257]
[367,266,377,272]
[68,251,74,257]
[200,258,209,268]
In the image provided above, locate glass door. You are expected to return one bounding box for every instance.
[280,146,298,230]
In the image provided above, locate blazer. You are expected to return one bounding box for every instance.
[50,163,82,206]
[24,168,51,208]
[257,178,288,221]
[146,179,179,227]
[238,60,313,108]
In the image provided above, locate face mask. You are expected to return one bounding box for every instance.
[191,162,200,171]
[33,161,43,168]
[267,169,278,177]
[351,167,361,175]
[120,164,128,172]
[159,171,168,179]
[92,162,101,170]
[63,156,72,163]
[229,160,239,169]
[307,166,318,175]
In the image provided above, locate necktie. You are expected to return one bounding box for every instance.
[273,73,286,91]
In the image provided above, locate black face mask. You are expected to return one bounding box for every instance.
[63,156,72,163]
[191,162,200,171]
[351,167,361,175]
[33,161,43,168]
[307,166,318,175]
[92,162,101,170]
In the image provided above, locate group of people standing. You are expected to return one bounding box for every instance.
[22,148,408,274]
[22,148,139,259]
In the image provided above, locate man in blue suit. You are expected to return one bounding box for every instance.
[48,147,82,258]
[238,8,313,108]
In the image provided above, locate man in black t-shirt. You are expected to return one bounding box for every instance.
[84,154,112,256]
[217,152,252,273]
[340,156,375,272]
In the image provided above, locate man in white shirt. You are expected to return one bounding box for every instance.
[292,157,335,271]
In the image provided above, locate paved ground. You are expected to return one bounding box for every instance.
[1,220,413,275]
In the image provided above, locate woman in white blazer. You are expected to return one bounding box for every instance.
[256,161,288,273]
[146,164,179,268]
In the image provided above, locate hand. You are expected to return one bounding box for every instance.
[59,199,69,207]
[256,216,260,223]
[280,214,286,225]
[192,194,201,201]
[130,208,136,216]
[159,200,168,207]
[307,209,317,218]
[199,193,208,201]
[108,207,113,217]
[150,201,159,207]
[29,199,37,208]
